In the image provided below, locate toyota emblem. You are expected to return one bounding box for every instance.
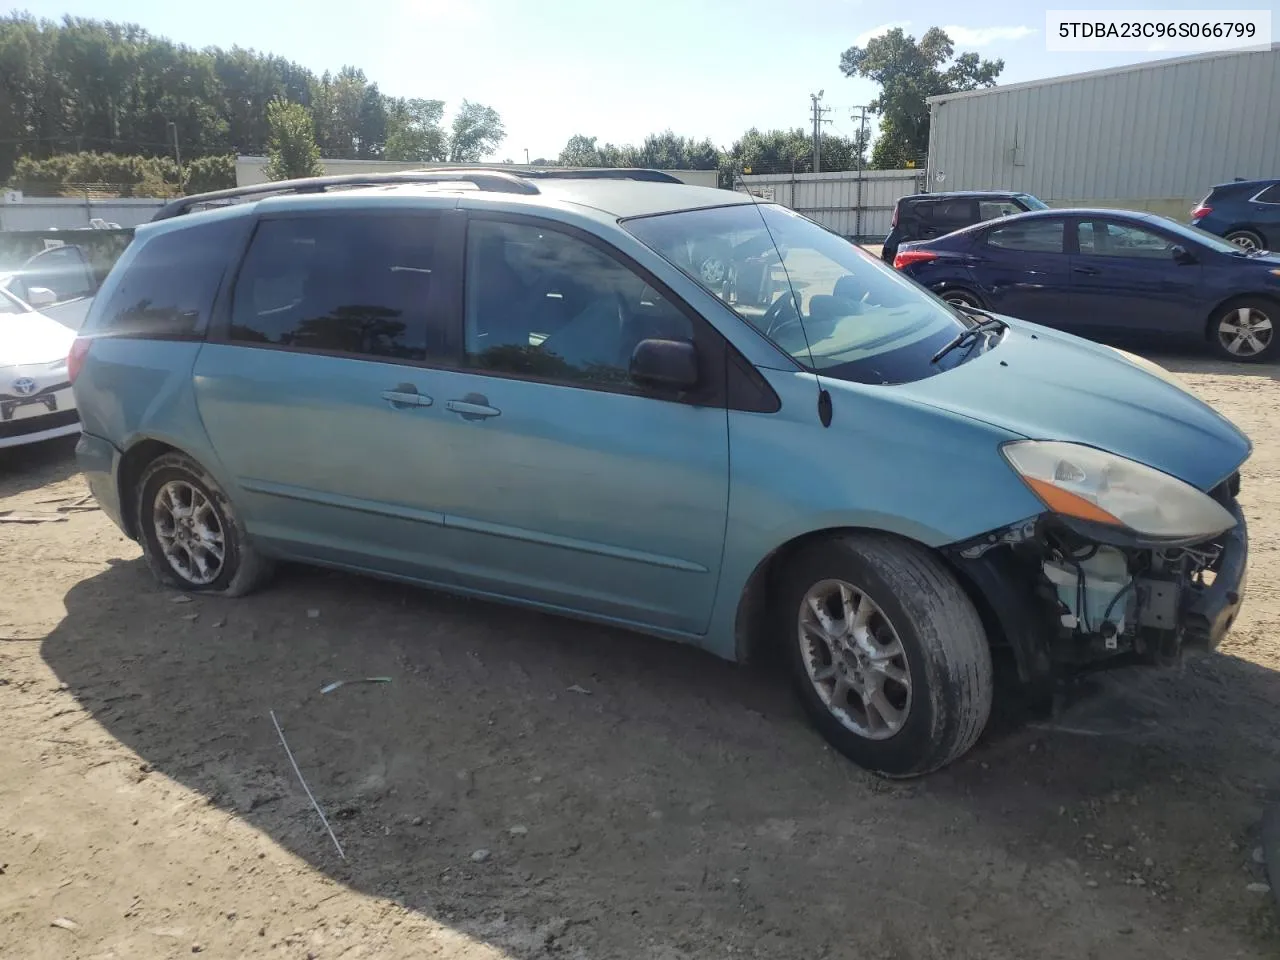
[12,377,36,396]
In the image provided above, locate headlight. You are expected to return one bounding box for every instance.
[1002,440,1236,540]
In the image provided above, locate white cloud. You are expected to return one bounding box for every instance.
[942,25,1036,46]
[854,21,911,46]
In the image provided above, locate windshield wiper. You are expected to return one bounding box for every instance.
[930,316,1007,364]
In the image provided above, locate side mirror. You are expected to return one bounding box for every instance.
[1171,245,1197,265]
[26,286,57,307]
[629,338,699,390]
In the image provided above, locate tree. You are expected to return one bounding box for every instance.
[839,27,1002,168]
[263,98,322,181]
[448,100,504,162]
[383,97,446,162]
[183,154,236,194]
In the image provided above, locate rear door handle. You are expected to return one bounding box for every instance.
[446,394,501,421]
[1072,266,1101,276]
[381,383,433,410]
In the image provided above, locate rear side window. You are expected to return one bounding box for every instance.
[986,219,1065,253]
[929,199,979,225]
[94,218,242,338]
[228,214,444,362]
[1256,184,1280,204]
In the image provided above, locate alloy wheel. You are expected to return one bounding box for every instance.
[798,579,912,740]
[153,479,225,586]
[1218,306,1274,358]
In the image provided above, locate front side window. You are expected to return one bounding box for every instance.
[1015,194,1049,211]
[229,215,443,362]
[625,203,973,386]
[979,200,1023,221]
[1077,220,1175,259]
[464,219,693,387]
[986,219,1066,253]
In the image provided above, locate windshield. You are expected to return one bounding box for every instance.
[1017,194,1049,211]
[624,203,976,385]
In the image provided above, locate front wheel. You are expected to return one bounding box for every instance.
[1210,298,1276,363]
[136,452,273,596]
[781,534,993,777]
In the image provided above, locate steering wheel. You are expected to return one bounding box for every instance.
[762,293,803,338]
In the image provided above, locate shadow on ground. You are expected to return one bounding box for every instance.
[0,434,80,498]
[40,559,1280,958]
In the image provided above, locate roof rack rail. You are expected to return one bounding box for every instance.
[149,169,540,222]
[520,168,684,184]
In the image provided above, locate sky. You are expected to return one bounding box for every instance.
[20,0,1280,161]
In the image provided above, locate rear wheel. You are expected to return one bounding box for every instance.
[1210,298,1276,363]
[781,533,993,777]
[938,288,982,309]
[1224,229,1265,252]
[136,452,272,596]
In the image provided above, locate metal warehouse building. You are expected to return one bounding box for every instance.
[925,44,1279,219]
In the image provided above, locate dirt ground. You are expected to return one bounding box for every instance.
[2,351,1278,960]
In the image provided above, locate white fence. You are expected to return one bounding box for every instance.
[738,169,929,240]
[0,196,164,231]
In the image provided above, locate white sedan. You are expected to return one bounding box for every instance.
[0,285,79,449]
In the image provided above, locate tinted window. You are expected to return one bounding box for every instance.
[1256,184,1280,204]
[230,215,442,362]
[97,219,241,337]
[986,220,1065,253]
[1078,220,1174,259]
[979,200,1022,221]
[926,199,978,224]
[465,219,693,388]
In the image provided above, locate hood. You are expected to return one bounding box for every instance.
[0,308,76,368]
[892,320,1251,491]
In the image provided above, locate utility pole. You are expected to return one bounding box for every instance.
[850,106,871,240]
[168,121,185,192]
[809,90,830,173]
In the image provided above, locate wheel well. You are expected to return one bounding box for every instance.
[116,439,177,540]
[934,284,982,306]
[1203,292,1280,341]
[732,527,990,665]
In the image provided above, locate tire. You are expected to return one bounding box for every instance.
[938,288,982,309]
[780,533,993,777]
[136,452,272,597]
[1209,297,1277,363]
[1224,229,1265,253]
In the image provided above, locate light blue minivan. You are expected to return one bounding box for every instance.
[70,169,1250,776]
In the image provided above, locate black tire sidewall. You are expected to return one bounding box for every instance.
[1212,298,1278,363]
[781,543,948,776]
[137,457,242,593]
[1225,230,1263,250]
[940,289,981,309]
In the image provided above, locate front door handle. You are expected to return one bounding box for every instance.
[382,383,433,410]
[446,393,501,421]
[1072,265,1101,276]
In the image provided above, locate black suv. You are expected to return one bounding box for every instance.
[882,191,1048,262]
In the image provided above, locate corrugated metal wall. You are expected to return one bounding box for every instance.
[0,197,163,231]
[738,169,927,238]
[927,46,1280,212]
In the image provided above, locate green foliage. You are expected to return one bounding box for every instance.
[9,151,182,196]
[449,101,505,163]
[839,27,1002,168]
[183,154,236,194]
[0,13,500,183]
[263,98,322,181]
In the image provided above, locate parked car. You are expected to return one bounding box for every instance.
[893,208,1280,362]
[0,242,100,331]
[1,285,80,449]
[882,191,1048,263]
[1190,178,1280,252]
[71,170,1250,777]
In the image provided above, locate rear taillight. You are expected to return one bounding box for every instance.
[890,203,899,228]
[893,249,938,270]
[1191,204,1212,219]
[68,337,91,384]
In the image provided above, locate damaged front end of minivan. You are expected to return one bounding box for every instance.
[945,441,1248,685]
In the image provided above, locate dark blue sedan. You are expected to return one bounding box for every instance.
[893,209,1280,362]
